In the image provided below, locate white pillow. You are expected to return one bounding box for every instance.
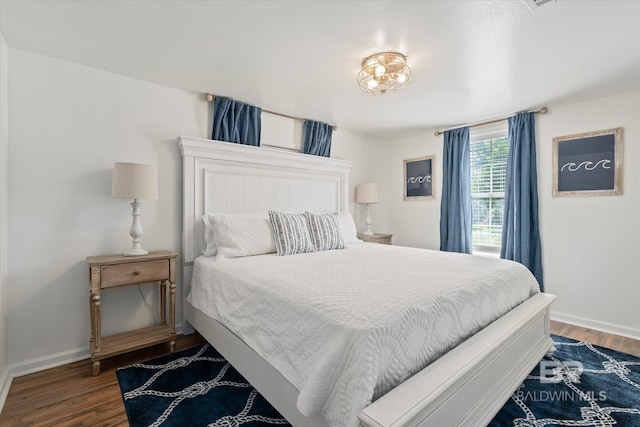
[338,211,361,245]
[202,213,276,259]
[202,214,217,257]
[268,211,317,256]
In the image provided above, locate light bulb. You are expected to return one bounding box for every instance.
[367,79,379,88]
[375,65,386,77]
[397,73,407,83]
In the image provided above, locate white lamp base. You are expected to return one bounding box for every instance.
[124,248,149,257]
[124,199,149,257]
[362,203,374,236]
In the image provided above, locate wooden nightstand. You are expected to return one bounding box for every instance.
[357,233,393,245]
[86,250,177,375]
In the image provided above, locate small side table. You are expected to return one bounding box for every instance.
[86,250,177,375]
[358,233,393,245]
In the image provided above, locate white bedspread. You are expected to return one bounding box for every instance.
[189,243,540,427]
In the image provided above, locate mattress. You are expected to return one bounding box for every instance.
[189,243,540,427]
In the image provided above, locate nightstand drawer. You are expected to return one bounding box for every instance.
[101,259,169,288]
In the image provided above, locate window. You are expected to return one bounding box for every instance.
[470,134,508,252]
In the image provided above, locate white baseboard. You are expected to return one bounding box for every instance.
[551,310,640,341]
[0,366,12,415]
[9,346,90,378]
[8,322,184,379]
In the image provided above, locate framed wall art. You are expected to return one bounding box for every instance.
[552,127,622,197]
[404,155,435,200]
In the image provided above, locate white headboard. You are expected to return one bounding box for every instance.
[179,136,352,330]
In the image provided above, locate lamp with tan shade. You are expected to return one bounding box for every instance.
[112,162,158,256]
[356,182,378,236]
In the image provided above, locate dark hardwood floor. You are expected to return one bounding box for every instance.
[0,333,205,426]
[0,323,638,426]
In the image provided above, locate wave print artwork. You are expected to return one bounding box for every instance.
[407,175,432,184]
[553,127,621,196]
[560,159,612,172]
[404,155,435,199]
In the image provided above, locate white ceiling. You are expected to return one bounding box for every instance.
[1,0,640,138]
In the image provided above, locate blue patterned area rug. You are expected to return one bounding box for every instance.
[116,344,290,427]
[117,336,640,427]
[489,335,640,426]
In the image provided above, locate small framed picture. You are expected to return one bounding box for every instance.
[552,127,623,197]
[404,155,435,200]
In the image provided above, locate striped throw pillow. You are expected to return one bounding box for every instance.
[268,211,317,256]
[304,212,345,251]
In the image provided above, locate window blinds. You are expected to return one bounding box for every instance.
[470,137,508,249]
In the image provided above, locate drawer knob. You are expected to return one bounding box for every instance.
[132,271,140,276]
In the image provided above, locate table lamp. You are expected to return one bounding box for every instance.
[356,182,378,236]
[111,162,158,256]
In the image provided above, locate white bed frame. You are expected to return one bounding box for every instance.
[179,136,556,427]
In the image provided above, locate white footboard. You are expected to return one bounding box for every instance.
[359,292,556,427]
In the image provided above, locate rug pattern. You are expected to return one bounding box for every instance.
[116,344,290,427]
[488,335,640,426]
[117,336,640,427]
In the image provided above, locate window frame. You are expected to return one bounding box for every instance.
[469,123,509,255]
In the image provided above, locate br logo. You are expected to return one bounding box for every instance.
[539,360,584,384]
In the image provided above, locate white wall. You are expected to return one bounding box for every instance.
[7,48,205,373]
[385,132,442,249]
[332,128,389,234]
[386,90,640,340]
[539,90,640,339]
[0,32,10,406]
[6,48,385,374]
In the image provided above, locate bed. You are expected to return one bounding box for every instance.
[179,136,556,427]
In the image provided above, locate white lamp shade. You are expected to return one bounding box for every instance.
[112,162,158,200]
[356,182,378,204]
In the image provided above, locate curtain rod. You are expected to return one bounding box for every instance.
[433,107,548,137]
[204,93,338,131]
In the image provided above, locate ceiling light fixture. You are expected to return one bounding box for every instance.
[357,52,411,95]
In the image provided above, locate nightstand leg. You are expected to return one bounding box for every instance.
[89,293,95,354]
[169,280,176,336]
[159,280,166,326]
[170,340,176,353]
[92,361,100,376]
[91,293,101,354]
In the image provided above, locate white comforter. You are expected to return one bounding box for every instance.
[189,243,540,427]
